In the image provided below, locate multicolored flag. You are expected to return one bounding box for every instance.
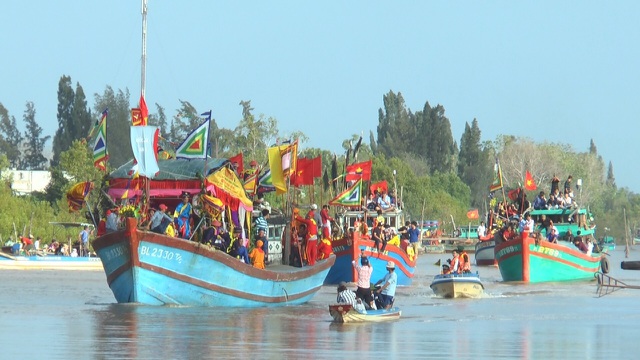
[345,160,372,182]
[91,109,109,171]
[257,167,275,194]
[281,140,298,178]
[525,170,537,191]
[131,108,143,126]
[66,181,93,212]
[489,159,503,192]
[329,178,363,207]
[175,112,210,159]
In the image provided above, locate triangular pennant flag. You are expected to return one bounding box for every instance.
[175,116,210,159]
[91,109,109,171]
[489,159,503,192]
[329,179,363,207]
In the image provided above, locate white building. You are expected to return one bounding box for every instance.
[3,170,51,195]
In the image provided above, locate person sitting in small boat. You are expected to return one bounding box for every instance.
[442,262,451,275]
[249,240,265,269]
[450,250,460,273]
[374,261,397,310]
[352,252,375,310]
[458,247,471,273]
[337,282,366,314]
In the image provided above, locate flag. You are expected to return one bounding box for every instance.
[291,157,315,187]
[131,108,144,126]
[489,159,503,192]
[130,126,160,178]
[507,188,520,201]
[311,156,322,178]
[268,144,288,194]
[369,180,388,195]
[228,152,244,175]
[525,170,537,191]
[66,181,93,212]
[243,167,259,196]
[466,209,480,220]
[91,109,109,171]
[281,140,298,178]
[329,179,363,207]
[257,167,275,194]
[139,94,149,125]
[346,160,372,181]
[175,115,210,159]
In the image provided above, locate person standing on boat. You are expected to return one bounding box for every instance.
[106,208,118,233]
[375,261,398,310]
[522,214,535,239]
[477,221,487,238]
[255,228,269,263]
[408,221,421,259]
[372,222,384,253]
[249,240,266,269]
[450,250,460,273]
[564,175,573,194]
[148,204,173,234]
[320,204,334,240]
[352,252,375,309]
[295,213,319,266]
[174,193,192,239]
[309,204,323,238]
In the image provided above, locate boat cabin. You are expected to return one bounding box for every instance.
[529,207,595,239]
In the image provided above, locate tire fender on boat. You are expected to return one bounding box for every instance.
[600,257,610,274]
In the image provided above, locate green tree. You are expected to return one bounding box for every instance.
[606,161,615,188]
[376,91,414,158]
[72,83,92,140]
[417,102,457,174]
[230,100,278,162]
[0,103,23,168]
[51,75,75,166]
[22,101,51,170]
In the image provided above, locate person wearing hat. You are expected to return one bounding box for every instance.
[254,228,269,262]
[374,260,398,310]
[243,160,259,181]
[320,204,334,240]
[148,204,173,234]
[336,281,358,307]
[249,239,266,269]
[295,211,320,266]
[174,193,193,239]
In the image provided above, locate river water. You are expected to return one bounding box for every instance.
[1,249,638,359]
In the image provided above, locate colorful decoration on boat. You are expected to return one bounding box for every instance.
[175,112,211,159]
[66,181,94,212]
[329,178,363,207]
[489,158,503,192]
[90,109,109,171]
[130,126,160,178]
[346,160,372,181]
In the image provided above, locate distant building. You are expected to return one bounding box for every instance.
[3,170,51,195]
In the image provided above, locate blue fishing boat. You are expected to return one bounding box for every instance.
[93,217,334,307]
[324,209,416,285]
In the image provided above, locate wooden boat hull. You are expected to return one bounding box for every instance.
[92,218,334,307]
[474,238,497,266]
[329,304,401,323]
[325,233,415,286]
[494,236,602,283]
[0,253,103,270]
[430,274,484,298]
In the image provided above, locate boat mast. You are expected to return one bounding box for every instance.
[141,0,148,98]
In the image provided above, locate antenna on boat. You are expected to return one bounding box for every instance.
[141,0,148,98]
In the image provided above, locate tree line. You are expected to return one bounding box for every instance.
[1,76,639,243]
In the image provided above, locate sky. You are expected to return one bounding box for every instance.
[2,1,639,191]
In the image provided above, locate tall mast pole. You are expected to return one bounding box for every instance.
[141,0,148,98]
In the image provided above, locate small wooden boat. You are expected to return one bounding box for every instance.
[329,304,401,323]
[430,272,484,298]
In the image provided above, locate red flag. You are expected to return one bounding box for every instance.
[466,209,479,220]
[345,160,372,181]
[139,94,149,125]
[131,108,144,126]
[311,156,322,178]
[507,188,520,201]
[291,158,314,187]
[525,170,537,190]
[228,153,243,175]
[369,180,388,195]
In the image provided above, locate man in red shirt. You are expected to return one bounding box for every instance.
[295,213,319,266]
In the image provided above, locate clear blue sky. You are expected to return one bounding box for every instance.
[2,1,639,191]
